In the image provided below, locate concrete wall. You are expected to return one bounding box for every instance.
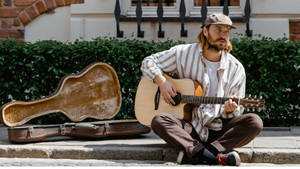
[25,7,70,42]
[24,0,300,42]
[250,0,300,39]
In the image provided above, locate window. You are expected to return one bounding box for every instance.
[131,0,176,7]
[123,0,243,18]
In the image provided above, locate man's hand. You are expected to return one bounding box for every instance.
[154,74,177,105]
[223,96,238,114]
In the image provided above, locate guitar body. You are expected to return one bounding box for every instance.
[1,62,122,127]
[135,75,202,126]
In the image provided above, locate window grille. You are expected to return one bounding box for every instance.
[131,0,176,7]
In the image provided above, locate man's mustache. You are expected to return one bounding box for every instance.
[217,38,227,42]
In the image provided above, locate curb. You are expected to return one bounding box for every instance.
[0,145,300,164]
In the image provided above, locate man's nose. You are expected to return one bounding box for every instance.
[220,31,229,39]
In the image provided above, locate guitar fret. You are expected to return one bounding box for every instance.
[219,97,224,104]
[214,97,217,104]
[191,96,194,104]
[223,98,228,104]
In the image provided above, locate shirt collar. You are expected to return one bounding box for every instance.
[219,50,228,70]
[198,44,228,70]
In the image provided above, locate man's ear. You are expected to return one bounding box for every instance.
[203,27,208,38]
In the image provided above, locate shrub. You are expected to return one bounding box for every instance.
[231,37,300,126]
[0,38,184,124]
[0,37,299,126]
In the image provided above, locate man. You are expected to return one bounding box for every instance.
[140,13,263,166]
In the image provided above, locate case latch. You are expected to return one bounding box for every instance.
[27,126,34,138]
[103,122,110,135]
[60,124,66,135]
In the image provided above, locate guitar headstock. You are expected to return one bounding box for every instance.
[239,95,265,112]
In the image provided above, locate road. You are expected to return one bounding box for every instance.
[0,158,300,167]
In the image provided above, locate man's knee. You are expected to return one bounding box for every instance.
[244,113,264,134]
[151,112,172,131]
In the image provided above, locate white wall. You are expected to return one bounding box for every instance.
[24,0,300,42]
[251,0,300,15]
[250,0,300,39]
[25,7,70,42]
[250,18,290,39]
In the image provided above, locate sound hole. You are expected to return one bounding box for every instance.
[171,92,181,106]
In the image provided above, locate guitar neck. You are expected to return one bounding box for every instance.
[181,95,237,105]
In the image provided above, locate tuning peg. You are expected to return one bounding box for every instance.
[252,108,255,112]
[249,94,251,98]
[258,108,262,112]
[247,108,250,112]
[260,96,263,99]
[254,95,257,98]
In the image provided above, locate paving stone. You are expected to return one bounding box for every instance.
[253,137,297,149]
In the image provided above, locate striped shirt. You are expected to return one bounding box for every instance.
[141,43,246,142]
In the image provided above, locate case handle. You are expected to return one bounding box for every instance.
[74,123,98,130]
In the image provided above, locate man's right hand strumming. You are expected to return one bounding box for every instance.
[154,74,177,105]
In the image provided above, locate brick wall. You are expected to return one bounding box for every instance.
[0,0,84,42]
[290,21,300,41]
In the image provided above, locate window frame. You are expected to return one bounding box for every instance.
[121,0,244,18]
[121,0,180,17]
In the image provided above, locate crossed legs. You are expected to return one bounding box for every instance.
[151,112,263,159]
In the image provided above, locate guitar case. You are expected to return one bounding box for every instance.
[7,119,150,143]
[0,62,150,143]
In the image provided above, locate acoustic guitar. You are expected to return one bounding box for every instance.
[135,74,265,126]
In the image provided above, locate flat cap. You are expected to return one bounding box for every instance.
[202,13,236,29]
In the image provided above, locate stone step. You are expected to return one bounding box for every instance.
[0,144,300,164]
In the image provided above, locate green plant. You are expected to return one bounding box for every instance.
[0,38,184,124]
[231,37,300,126]
[0,37,299,126]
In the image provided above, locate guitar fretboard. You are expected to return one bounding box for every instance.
[181,95,236,105]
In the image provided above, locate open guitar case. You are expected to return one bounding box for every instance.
[0,62,150,143]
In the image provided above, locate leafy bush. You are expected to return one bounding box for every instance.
[231,37,300,126]
[0,37,299,126]
[0,38,184,124]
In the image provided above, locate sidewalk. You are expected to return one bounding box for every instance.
[0,125,299,164]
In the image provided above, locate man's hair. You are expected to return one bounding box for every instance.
[197,26,232,53]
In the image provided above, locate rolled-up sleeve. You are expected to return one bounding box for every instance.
[141,46,178,80]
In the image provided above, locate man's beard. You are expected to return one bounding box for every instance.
[206,33,227,52]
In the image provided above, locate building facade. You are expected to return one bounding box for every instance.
[0,0,299,42]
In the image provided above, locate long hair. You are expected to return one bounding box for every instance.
[197,27,232,53]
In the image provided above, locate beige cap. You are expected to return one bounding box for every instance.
[202,13,236,29]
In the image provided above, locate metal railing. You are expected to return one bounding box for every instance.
[114,0,252,38]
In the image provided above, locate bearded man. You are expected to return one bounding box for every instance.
[140,13,263,166]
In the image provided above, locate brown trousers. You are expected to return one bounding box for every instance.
[151,112,263,159]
